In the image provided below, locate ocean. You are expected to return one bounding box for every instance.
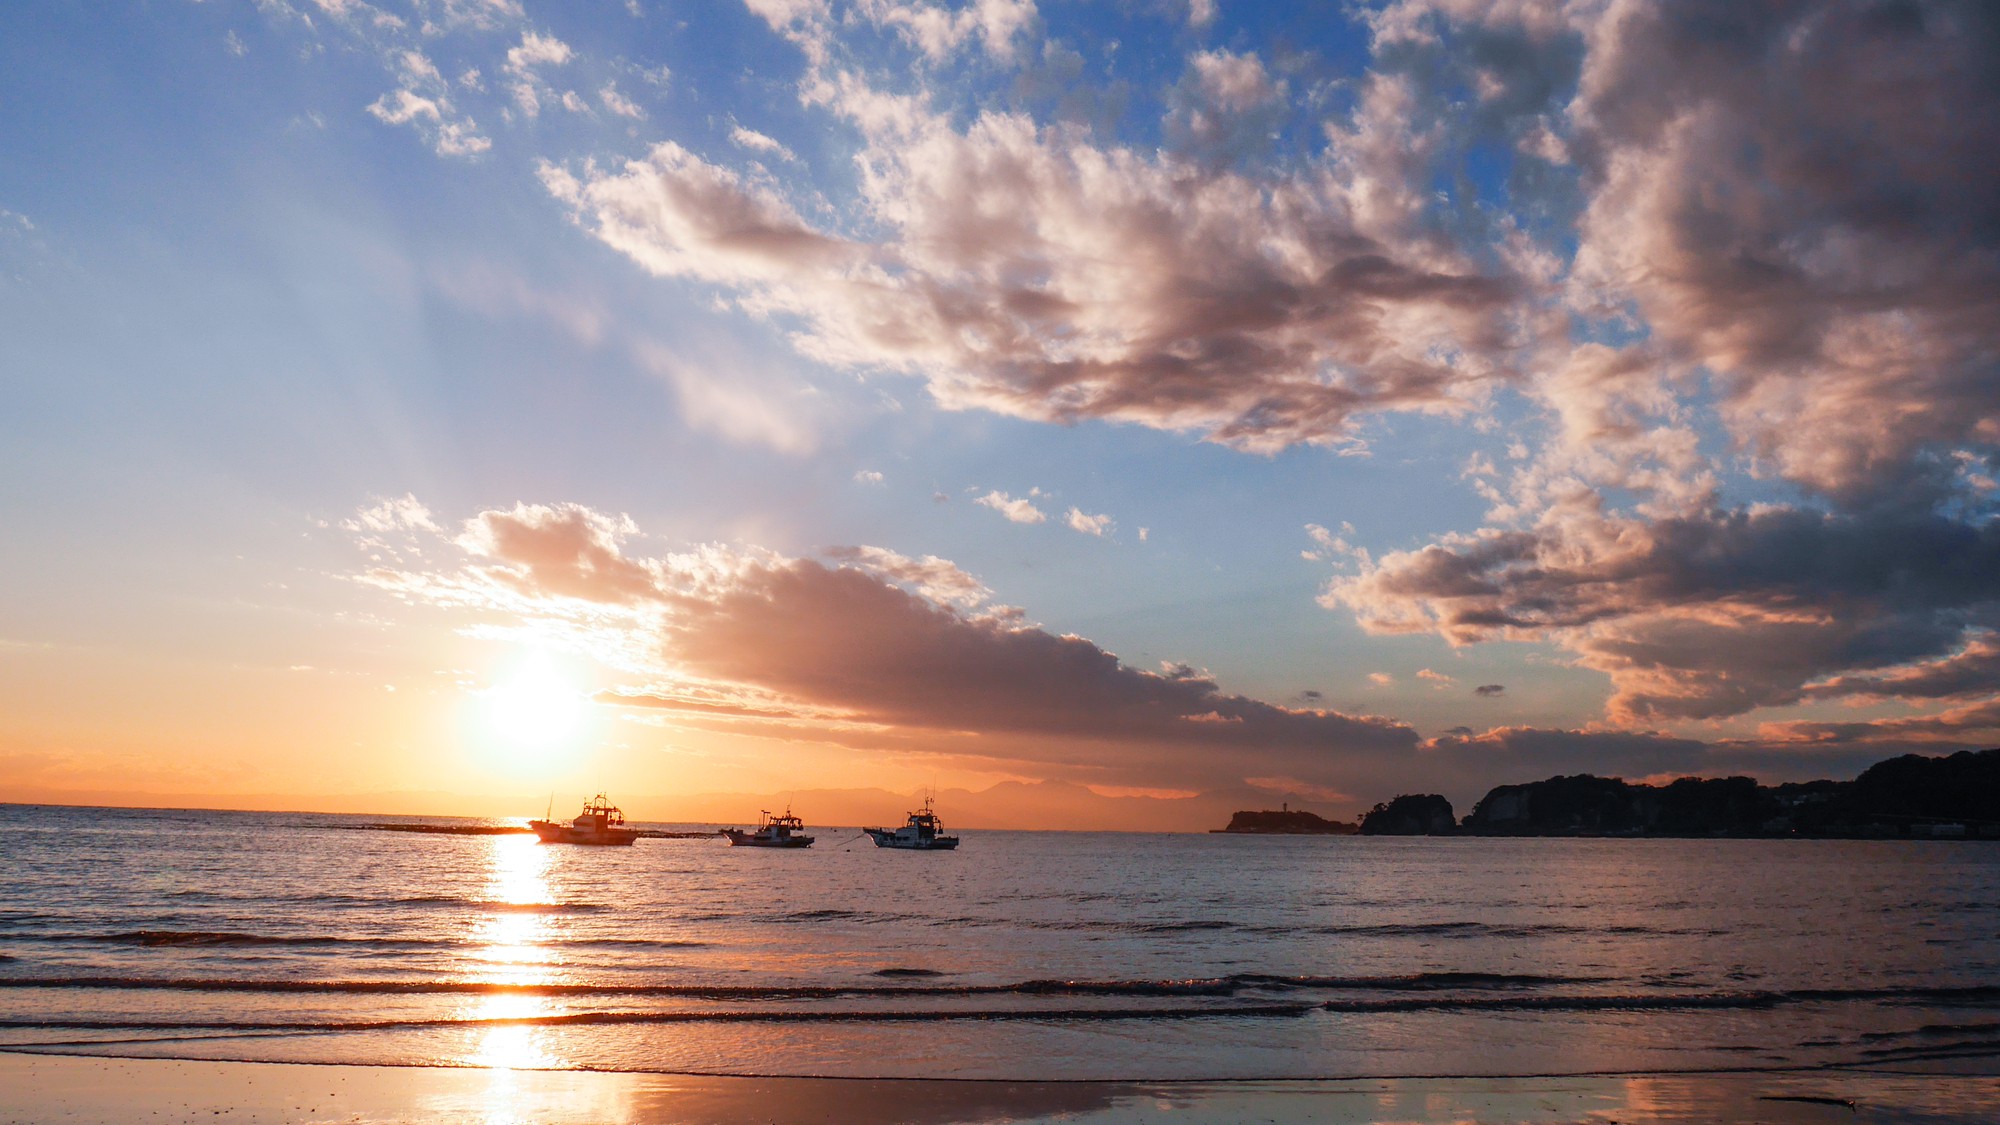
[1,804,1996,1083]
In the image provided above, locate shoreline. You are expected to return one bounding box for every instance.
[5,1053,1999,1124]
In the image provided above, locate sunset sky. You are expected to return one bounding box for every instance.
[3,0,1996,827]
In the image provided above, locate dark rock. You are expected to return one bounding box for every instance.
[1358,794,1456,835]
[1215,808,1358,834]
[1456,748,2000,837]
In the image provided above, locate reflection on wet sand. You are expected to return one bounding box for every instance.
[624,1076,1139,1125]
[9,1055,2000,1125]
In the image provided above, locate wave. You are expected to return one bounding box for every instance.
[8,986,2000,1035]
[12,972,1991,1008]
[1008,917,1723,939]
[559,938,711,950]
[2,930,703,954]
[155,891,605,913]
[0,971,1581,999]
[0,1002,1318,1035]
[83,931,407,949]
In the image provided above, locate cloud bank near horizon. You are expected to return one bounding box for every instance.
[345,497,1968,807]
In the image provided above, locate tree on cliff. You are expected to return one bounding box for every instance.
[1358,794,1455,835]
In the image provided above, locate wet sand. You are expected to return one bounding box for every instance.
[4,1053,1997,1124]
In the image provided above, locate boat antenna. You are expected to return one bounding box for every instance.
[546,792,553,819]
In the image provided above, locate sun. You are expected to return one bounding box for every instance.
[486,651,587,755]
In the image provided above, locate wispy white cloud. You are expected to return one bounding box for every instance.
[975,490,1046,524]
[1065,507,1112,537]
[730,125,796,161]
[600,82,645,119]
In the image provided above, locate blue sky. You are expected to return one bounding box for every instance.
[3,0,1996,824]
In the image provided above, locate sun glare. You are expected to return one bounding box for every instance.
[485,652,587,757]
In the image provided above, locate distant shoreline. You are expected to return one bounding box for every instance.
[1222,747,2000,840]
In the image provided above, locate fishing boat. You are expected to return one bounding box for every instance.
[863,797,959,850]
[723,808,815,848]
[529,794,640,846]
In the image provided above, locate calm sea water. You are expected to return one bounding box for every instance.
[1,804,1997,1081]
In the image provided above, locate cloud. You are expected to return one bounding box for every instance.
[1064,507,1112,537]
[1188,49,1278,112]
[821,544,987,607]
[1805,633,2000,704]
[358,44,490,156]
[350,499,1982,805]
[353,499,1425,794]
[1166,48,1285,158]
[541,143,854,283]
[366,89,440,126]
[600,83,645,119]
[502,30,573,118]
[453,502,659,606]
[629,339,827,455]
[857,0,1039,64]
[1473,683,1504,697]
[544,49,1533,453]
[343,493,438,534]
[975,490,1046,524]
[1326,496,2000,723]
[320,3,2000,789]
[1300,2,2000,736]
[1756,696,2000,747]
[504,30,572,75]
[730,126,797,162]
[417,0,523,32]
[853,469,884,484]
[1560,0,2000,501]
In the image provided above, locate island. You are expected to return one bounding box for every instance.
[1211,804,1358,834]
[1358,794,1456,835]
[1461,748,2000,837]
[1309,747,2000,838]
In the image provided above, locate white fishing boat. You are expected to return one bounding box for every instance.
[863,797,959,850]
[529,794,639,846]
[723,808,815,848]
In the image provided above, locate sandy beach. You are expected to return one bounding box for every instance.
[4,1054,1997,1125]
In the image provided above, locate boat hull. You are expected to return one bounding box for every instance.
[723,830,814,848]
[864,829,958,850]
[530,820,638,846]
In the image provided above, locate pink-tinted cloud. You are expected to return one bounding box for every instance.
[1804,634,2000,703]
[974,490,1046,524]
[1327,503,2000,722]
[1566,1,2000,500]
[1314,0,2000,737]
[357,500,1422,793]
[1064,507,1112,537]
[346,501,1970,807]
[544,64,1531,452]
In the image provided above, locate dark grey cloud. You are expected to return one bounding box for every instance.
[1334,501,2000,721]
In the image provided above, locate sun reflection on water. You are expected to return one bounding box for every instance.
[466,834,561,1072]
